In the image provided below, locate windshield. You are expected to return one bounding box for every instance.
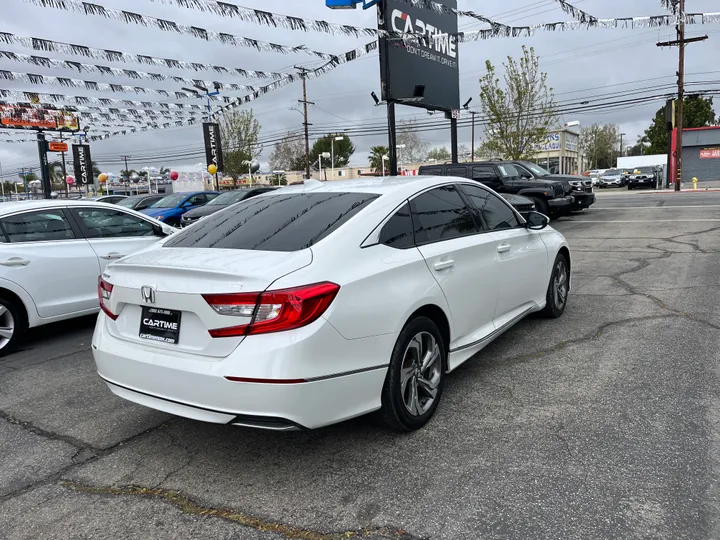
[522,162,551,176]
[150,194,186,208]
[637,167,654,173]
[207,191,245,206]
[116,196,143,208]
[604,169,620,175]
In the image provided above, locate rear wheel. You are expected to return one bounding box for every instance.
[540,254,569,318]
[378,317,446,432]
[0,296,24,357]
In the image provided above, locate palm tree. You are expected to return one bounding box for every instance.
[47,160,65,185]
[368,146,389,173]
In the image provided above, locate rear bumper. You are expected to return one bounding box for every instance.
[92,313,393,429]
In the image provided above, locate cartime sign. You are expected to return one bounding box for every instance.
[379,0,460,112]
[72,144,92,185]
[203,122,224,173]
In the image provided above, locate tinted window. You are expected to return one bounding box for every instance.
[151,194,185,208]
[0,209,75,243]
[410,186,479,244]
[471,165,498,180]
[186,194,207,206]
[461,185,519,231]
[206,191,241,206]
[73,208,158,238]
[165,192,379,252]
[445,166,469,178]
[379,202,414,249]
[419,166,443,176]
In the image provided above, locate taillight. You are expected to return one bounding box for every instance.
[203,282,340,338]
[98,277,118,320]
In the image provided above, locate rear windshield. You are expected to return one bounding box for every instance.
[151,194,186,208]
[164,192,379,252]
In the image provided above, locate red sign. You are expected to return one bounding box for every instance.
[0,104,79,132]
[48,142,69,152]
[700,148,720,159]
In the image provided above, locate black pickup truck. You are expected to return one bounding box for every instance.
[510,161,596,211]
[418,161,574,219]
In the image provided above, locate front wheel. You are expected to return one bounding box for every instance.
[540,254,569,318]
[530,197,551,220]
[378,317,446,432]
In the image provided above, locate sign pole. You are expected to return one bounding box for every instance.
[387,102,398,176]
[450,113,459,163]
[36,132,52,199]
[60,132,68,197]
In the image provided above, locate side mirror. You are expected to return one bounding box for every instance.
[525,211,549,230]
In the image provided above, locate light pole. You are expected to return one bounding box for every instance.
[331,135,345,181]
[317,152,331,180]
[619,132,626,160]
[382,154,389,176]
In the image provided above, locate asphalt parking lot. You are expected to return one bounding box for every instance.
[2,189,720,540]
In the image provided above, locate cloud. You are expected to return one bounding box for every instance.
[0,0,717,175]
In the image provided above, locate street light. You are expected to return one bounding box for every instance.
[318,152,331,180]
[382,154,389,176]
[331,135,345,181]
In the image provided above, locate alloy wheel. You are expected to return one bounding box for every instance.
[0,304,16,350]
[400,331,442,416]
[553,260,568,309]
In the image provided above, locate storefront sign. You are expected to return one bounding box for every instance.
[700,148,720,159]
[533,132,561,152]
[565,133,579,152]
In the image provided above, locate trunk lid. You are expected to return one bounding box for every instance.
[102,247,313,358]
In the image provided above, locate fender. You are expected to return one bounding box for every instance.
[0,276,40,327]
[517,187,554,198]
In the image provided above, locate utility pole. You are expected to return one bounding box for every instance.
[657,0,708,191]
[295,66,314,181]
[121,155,131,195]
[59,131,68,196]
[470,111,478,162]
[619,132,626,160]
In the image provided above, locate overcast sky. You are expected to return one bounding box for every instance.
[0,0,718,176]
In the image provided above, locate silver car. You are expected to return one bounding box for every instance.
[598,169,624,188]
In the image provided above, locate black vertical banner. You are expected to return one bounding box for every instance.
[72,144,92,185]
[203,122,224,172]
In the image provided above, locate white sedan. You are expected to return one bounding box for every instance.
[93,176,571,431]
[0,200,175,354]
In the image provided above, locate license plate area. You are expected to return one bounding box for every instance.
[139,306,182,344]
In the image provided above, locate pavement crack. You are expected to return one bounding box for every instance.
[59,480,425,540]
[0,409,89,451]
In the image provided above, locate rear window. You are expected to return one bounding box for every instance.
[164,192,379,252]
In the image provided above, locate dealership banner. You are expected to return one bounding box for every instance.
[72,144,93,185]
[203,122,224,172]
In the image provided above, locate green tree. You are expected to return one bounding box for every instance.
[18,171,37,183]
[219,109,261,178]
[309,134,355,171]
[368,145,389,173]
[92,161,101,178]
[643,96,716,155]
[269,132,306,171]
[580,124,620,169]
[47,160,65,184]
[479,45,557,159]
[427,147,451,161]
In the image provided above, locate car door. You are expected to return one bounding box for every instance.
[68,206,166,269]
[459,184,548,326]
[0,208,101,318]
[471,165,504,192]
[410,184,500,349]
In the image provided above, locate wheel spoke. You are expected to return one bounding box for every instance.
[0,326,13,339]
[408,378,421,415]
[420,342,439,373]
[0,306,8,318]
[407,335,422,362]
[418,375,439,397]
[400,366,415,394]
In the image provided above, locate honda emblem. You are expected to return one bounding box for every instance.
[141,286,156,304]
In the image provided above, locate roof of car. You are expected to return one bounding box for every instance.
[274,176,452,195]
[0,199,125,215]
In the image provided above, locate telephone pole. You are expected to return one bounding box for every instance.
[121,155,131,194]
[470,111,478,162]
[295,66,314,181]
[657,0,708,191]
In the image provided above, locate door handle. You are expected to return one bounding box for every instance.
[100,252,123,260]
[433,259,455,271]
[0,257,29,267]
[497,243,511,253]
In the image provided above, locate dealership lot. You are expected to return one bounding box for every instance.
[2,190,720,540]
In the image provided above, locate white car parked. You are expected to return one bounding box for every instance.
[93,177,571,431]
[0,200,175,354]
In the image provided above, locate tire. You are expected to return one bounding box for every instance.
[530,197,551,220]
[628,185,633,190]
[378,317,446,432]
[0,295,24,357]
[540,253,569,319]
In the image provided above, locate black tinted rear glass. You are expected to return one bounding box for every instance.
[164,192,379,252]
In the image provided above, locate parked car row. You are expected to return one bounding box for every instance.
[418,159,595,220]
[597,167,659,190]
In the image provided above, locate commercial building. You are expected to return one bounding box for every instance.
[531,129,584,175]
[681,126,720,181]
